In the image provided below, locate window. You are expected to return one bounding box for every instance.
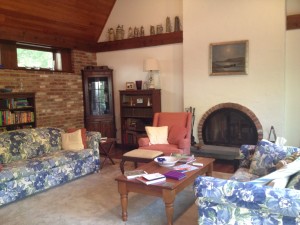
[17,48,54,70]
[0,41,72,72]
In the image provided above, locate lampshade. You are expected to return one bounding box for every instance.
[143,58,159,71]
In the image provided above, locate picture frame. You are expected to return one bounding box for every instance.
[209,40,249,76]
[126,82,135,90]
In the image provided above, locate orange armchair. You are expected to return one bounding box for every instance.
[138,112,192,155]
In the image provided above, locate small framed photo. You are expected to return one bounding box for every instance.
[209,40,248,76]
[126,82,135,90]
[136,98,143,104]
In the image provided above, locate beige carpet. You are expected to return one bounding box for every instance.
[0,160,232,225]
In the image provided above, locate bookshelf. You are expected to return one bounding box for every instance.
[0,92,36,131]
[119,89,161,149]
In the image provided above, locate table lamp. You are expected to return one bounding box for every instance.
[143,58,159,89]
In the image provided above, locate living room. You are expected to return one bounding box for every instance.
[0,0,300,224]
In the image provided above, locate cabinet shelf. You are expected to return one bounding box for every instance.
[96,31,183,52]
[0,92,36,131]
[82,66,116,138]
[120,89,161,148]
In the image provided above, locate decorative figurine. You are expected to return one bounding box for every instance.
[156,24,163,34]
[174,16,181,32]
[166,17,172,33]
[150,26,155,35]
[128,27,134,38]
[116,25,124,40]
[134,27,139,37]
[108,28,115,41]
[140,26,145,36]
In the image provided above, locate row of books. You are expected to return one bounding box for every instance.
[0,111,34,126]
[0,98,30,109]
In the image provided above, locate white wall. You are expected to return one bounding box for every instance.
[183,0,286,143]
[97,0,183,143]
[285,30,300,146]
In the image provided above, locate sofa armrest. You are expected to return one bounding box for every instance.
[86,131,101,156]
[194,176,300,218]
[238,144,257,168]
[138,137,150,147]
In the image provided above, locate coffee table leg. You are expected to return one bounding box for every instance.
[118,182,128,221]
[163,189,175,225]
[206,162,214,176]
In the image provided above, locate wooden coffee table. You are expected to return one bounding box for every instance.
[115,157,215,225]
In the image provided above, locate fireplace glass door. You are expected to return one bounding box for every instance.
[202,108,258,147]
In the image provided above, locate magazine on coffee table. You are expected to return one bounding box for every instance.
[173,164,199,173]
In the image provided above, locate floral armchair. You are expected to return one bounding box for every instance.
[194,141,300,224]
[138,112,192,155]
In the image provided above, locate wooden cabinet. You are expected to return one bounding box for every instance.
[82,66,116,138]
[0,92,36,131]
[120,89,161,148]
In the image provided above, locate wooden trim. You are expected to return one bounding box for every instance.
[287,14,300,30]
[96,31,183,52]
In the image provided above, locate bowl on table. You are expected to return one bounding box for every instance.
[154,156,179,167]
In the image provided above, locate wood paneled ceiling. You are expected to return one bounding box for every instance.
[0,0,116,52]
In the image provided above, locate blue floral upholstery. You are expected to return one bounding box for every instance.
[0,128,101,206]
[249,140,293,176]
[194,142,300,224]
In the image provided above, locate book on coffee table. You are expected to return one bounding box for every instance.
[164,170,186,180]
[136,176,166,185]
[136,173,166,185]
[124,170,148,179]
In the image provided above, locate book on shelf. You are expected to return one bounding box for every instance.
[136,176,166,185]
[164,170,186,180]
[173,164,199,173]
[171,153,195,163]
[124,170,148,179]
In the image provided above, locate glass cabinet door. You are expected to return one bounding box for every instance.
[88,77,110,115]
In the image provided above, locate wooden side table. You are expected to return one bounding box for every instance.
[99,138,116,169]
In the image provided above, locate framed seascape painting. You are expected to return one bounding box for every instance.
[209,40,249,76]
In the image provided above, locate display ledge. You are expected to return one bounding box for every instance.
[96,31,183,52]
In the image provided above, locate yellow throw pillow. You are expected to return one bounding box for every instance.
[145,126,169,145]
[61,129,84,151]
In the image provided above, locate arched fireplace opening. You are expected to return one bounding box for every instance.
[202,108,258,147]
[198,103,263,148]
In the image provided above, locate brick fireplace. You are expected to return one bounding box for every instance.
[197,103,263,147]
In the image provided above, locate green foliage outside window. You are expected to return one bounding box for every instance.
[17,48,54,69]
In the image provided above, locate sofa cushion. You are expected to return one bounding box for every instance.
[145,126,169,145]
[67,128,87,148]
[168,125,187,145]
[0,148,95,184]
[62,130,84,151]
[249,140,288,176]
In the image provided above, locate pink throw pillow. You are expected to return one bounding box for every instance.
[168,126,188,145]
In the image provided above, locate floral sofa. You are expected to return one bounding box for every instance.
[194,140,300,225]
[0,127,101,207]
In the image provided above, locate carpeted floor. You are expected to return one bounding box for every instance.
[0,159,232,225]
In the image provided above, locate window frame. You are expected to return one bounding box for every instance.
[0,41,73,73]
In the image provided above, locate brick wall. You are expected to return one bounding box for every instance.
[0,50,97,130]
